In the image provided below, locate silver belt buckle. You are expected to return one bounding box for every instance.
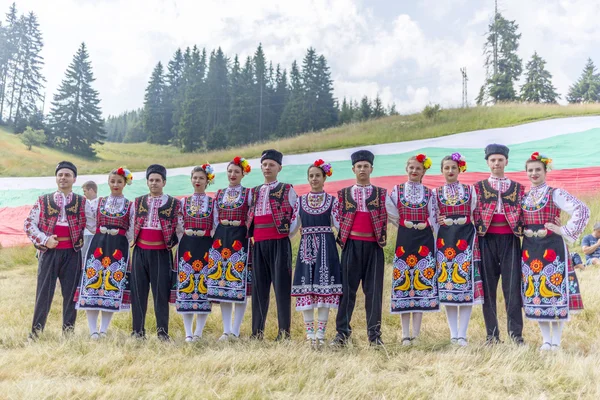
[99,226,118,235]
[185,229,206,236]
[524,228,547,238]
[443,217,466,226]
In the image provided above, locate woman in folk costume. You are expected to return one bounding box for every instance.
[386,154,438,346]
[174,164,215,342]
[206,157,253,341]
[521,152,589,351]
[290,159,342,347]
[433,153,484,347]
[76,167,134,339]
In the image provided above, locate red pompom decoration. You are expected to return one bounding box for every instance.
[531,152,540,160]
[314,159,325,167]
[233,156,242,164]
[416,154,426,163]
[117,167,124,175]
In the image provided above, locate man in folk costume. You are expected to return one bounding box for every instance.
[24,161,92,339]
[248,149,297,340]
[332,150,388,347]
[473,144,525,344]
[130,164,181,340]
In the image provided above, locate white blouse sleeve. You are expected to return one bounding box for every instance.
[430,188,440,236]
[176,198,185,242]
[386,185,399,227]
[211,198,218,237]
[23,198,49,246]
[331,196,341,232]
[125,201,135,244]
[289,196,302,238]
[553,188,590,244]
[469,185,478,220]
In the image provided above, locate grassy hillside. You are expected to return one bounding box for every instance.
[2,103,600,177]
[1,195,599,398]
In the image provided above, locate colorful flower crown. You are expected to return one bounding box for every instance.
[451,152,467,173]
[415,153,432,170]
[115,167,133,185]
[232,156,251,174]
[201,163,215,184]
[313,159,333,177]
[530,152,553,171]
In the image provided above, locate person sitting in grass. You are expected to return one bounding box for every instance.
[581,222,600,266]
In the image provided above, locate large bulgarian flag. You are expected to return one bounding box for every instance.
[1,116,599,247]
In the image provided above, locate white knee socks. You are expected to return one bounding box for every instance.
[86,310,99,334]
[194,314,208,337]
[232,302,247,337]
[100,312,113,333]
[182,314,194,337]
[221,303,233,335]
[457,306,472,339]
[445,306,459,338]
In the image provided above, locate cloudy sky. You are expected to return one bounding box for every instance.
[5,0,600,117]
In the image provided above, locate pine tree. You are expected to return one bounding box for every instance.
[12,11,45,130]
[520,52,559,103]
[254,44,271,141]
[228,56,257,143]
[270,64,288,134]
[338,97,353,125]
[567,58,600,103]
[372,94,385,118]
[47,43,105,156]
[388,103,399,116]
[1,3,19,122]
[359,96,372,120]
[278,61,304,136]
[143,62,168,144]
[164,48,184,140]
[314,54,337,129]
[301,48,318,131]
[477,12,522,104]
[175,47,207,152]
[205,47,230,149]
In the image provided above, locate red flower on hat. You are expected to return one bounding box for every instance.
[416,154,426,163]
[531,152,540,160]
[183,251,192,262]
[314,159,325,167]
[117,167,124,175]
[418,245,429,257]
[212,239,222,249]
[232,240,243,251]
[112,249,123,261]
[233,156,242,164]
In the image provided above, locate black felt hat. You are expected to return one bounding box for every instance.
[55,161,77,177]
[146,164,167,180]
[351,150,375,165]
[260,149,283,165]
[484,144,510,160]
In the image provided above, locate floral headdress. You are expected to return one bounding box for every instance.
[114,167,133,185]
[312,159,333,177]
[451,152,467,173]
[200,163,215,185]
[232,156,251,174]
[415,153,432,170]
[529,152,553,171]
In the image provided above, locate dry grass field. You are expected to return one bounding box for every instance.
[1,196,600,399]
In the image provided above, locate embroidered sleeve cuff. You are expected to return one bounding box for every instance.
[560,226,576,244]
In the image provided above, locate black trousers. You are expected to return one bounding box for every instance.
[336,239,384,342]
[251,238,292,337]
[32,248,82,334]
[131,247,173,338]
[479,233,524,339]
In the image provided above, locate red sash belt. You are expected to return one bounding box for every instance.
[349,212,376,242]
[254,215,287,242]
[137,228,166,250]
[53,225,73,249]
[488,214,513,235]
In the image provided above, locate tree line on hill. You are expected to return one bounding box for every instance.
[3,3,600,157]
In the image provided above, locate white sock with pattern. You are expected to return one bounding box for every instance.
[303,310,315,339]
[316,307,329,339]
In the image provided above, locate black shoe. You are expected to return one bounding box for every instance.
[27,331,39,342]
[485,336,502,346]
[511,336,525,345]
[274,331,291,342]
[369,337,384,347]
[250,333,264,341]
[131,332,146,340]
[330,334,348,348]
[158,333,171,342]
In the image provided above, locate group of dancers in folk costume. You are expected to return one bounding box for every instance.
[24,143,590,351]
